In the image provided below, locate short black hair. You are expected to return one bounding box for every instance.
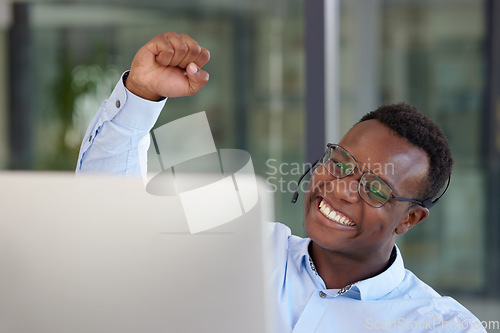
[358,102,453,201]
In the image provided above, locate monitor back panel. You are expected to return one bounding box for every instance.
[0,172,271,333]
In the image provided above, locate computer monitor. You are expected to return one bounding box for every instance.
[0,172,274,333]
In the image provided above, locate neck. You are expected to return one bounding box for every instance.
[308,242,394,289]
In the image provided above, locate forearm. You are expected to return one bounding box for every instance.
[75,72,166,180]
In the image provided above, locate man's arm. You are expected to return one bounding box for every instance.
[75,32,210,178]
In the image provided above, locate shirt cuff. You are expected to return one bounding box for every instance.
[105,71,167,131]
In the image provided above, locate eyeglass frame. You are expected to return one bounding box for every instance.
[291,143,450,209]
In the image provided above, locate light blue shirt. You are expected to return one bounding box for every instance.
[76,72,166,178]
[268,222,485,332]
[77,74,486,333]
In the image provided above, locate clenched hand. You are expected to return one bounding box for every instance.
[125,32,210,101]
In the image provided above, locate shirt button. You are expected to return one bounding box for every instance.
[319,291,327,298]
[115,100,121,108]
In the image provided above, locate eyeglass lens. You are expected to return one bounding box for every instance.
[321,145,393,207]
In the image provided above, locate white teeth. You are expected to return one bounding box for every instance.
[318,199,355,226]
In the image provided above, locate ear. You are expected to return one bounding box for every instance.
[395,206,429,235]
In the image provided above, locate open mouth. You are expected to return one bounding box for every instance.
[318,199,356,227]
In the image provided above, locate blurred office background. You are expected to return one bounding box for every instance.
[0,0,499,327]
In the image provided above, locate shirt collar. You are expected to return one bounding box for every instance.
[352,245,405,300]
[289,237,319,281]
[292,239,406,301]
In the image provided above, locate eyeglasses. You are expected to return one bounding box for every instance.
[291,143,450,209]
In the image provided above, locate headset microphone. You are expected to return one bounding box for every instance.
[291,159,319,204]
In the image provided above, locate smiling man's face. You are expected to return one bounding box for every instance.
[304,119,430,263]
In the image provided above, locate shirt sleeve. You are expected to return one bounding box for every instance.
[75,71,166,180]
